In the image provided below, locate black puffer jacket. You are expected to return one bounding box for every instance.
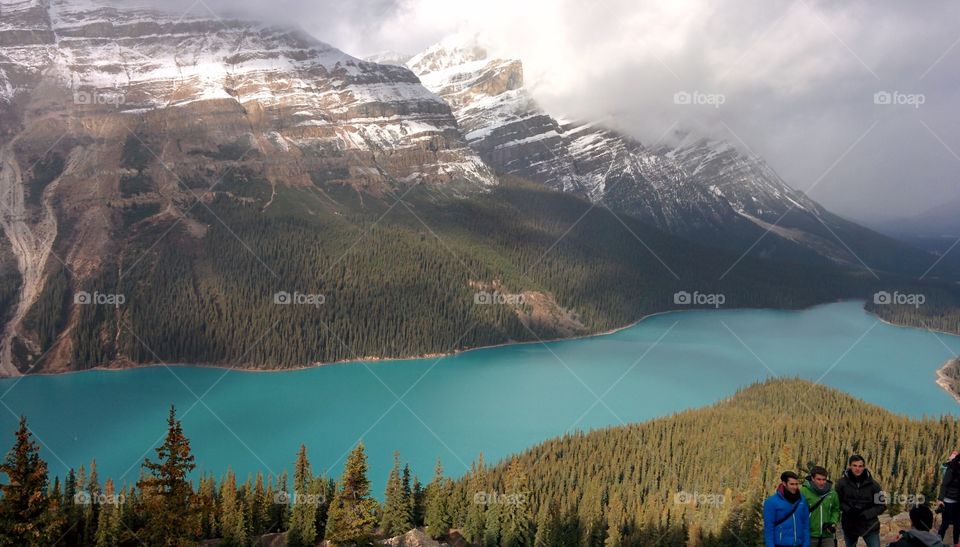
[835,469,885,537]
[940,461,960,501]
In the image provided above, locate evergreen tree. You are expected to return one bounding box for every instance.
[93,478,123,547]
[499,458,532,547]
[325,442,379,546]
[136,405,198,546]
[380,451,413,537]
[463,454,487,544]
[83,459,101,546]
[533,501,560,547]
[424,459,451,540]
[287,444,317,547]
[218,468,247,546]
[198,473,218,539]
[411,475,426,527]
[0,416,63,546]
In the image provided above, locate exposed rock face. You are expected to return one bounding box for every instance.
[0,0,495,375]
[0,0,493,189]
[407,36,932,270]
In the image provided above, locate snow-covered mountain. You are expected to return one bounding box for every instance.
[407,35,944,274]
[0,0,493,187]
[0,0,499,374]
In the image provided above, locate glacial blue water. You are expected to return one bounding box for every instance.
[1,301,957,493]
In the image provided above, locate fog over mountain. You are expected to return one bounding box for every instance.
[121,0,960,224]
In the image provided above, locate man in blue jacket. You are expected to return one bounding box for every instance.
[765,471,811,547]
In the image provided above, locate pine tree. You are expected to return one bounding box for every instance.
[412,475,426,527]
[198,473,218,539]
[218,468,247,546]
[464,454,487,543]
[62,467,82,545]
[533,501,560,547]
[136,405,198,546]
[325,442,379,546]
[499,458,532,547]
[287,445,317,547]
[381,451,413,537]
[0,416,63,546]
[245,472,269,539]
[83,459,101,546]
[424,459,451,540]
[93,478,123,547]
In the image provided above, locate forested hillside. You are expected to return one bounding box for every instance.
[2,379,956,546]
[42,177,871,372]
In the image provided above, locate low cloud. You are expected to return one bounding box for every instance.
[138,0,960,221]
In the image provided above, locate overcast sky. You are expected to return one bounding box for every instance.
[180,0,960,223]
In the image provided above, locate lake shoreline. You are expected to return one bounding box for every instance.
[937,359,960,405]
[7,298,956,379]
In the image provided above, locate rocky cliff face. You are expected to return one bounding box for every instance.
[0,0,495,375]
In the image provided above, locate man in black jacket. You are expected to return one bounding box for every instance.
[835,455,885,547]
[937,451,960,546]
[889,505,946,547]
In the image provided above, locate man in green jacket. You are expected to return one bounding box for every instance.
[801,466,840,547]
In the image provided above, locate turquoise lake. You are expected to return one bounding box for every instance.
[1,300,958,492]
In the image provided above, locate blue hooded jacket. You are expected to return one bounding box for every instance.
[763,483,811,547]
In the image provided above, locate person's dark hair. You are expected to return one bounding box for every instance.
[909,505,934,531]
[780,471,800,483]
[848,454,865,465]
[809,466,828,479]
